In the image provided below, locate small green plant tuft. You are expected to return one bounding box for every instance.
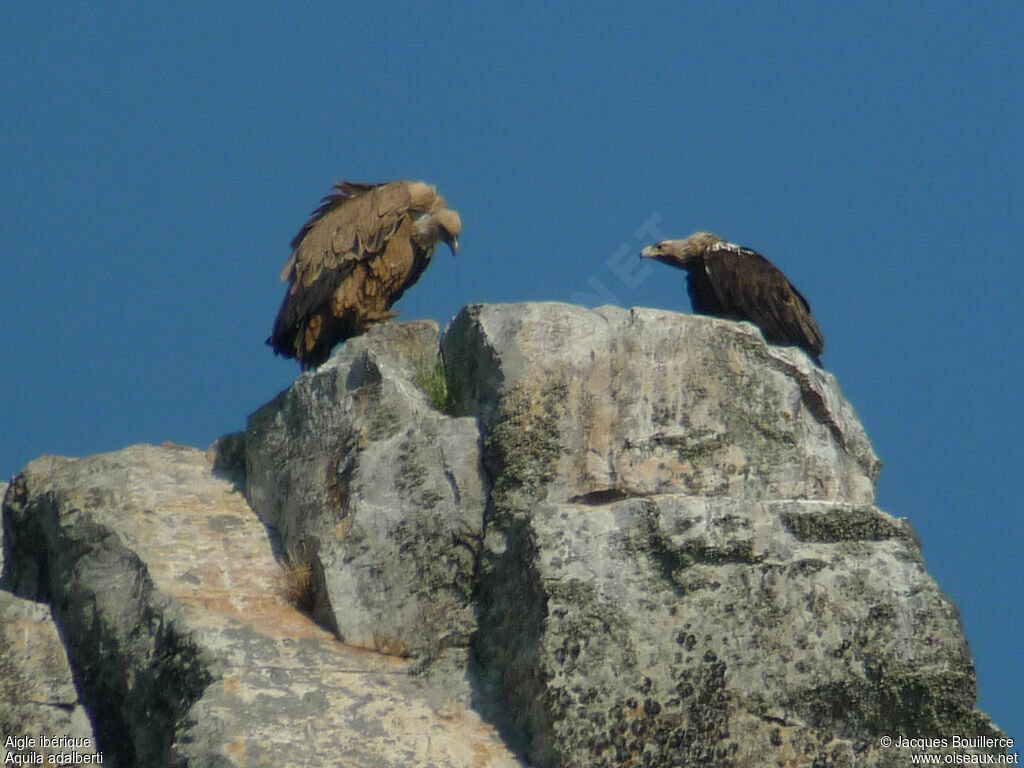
[414,354,452,413]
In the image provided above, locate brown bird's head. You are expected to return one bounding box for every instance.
[640,232,723,269]
[414,204,462,255]
[436,208,462,255]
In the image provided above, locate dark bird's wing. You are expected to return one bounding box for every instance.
[268,181,437,368]
[702,246,825,362]
[683,256,727,316]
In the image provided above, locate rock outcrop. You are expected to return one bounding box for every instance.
[0,552,100,765]
[443,304,1000,766]
[1,302,1007,767]
[245,320,488,663]
[1,446,515,767]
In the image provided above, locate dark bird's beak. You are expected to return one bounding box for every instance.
[447,236,459,256]
[639,245,656,259]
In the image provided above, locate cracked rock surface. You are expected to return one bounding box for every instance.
[443,302,1003,767]
[1,303,1005,767]
[0,578,99,764]
[245,320,489,662]
[2,445,515,767]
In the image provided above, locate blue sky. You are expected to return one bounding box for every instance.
[2,2,1021,743]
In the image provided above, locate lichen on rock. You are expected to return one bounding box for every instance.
[0,302,1006,768]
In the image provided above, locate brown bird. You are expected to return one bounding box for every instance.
[641,232,824,365]
[268,180,461,369]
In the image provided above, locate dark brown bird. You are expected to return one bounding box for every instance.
[268,180,461,369]
[641,232,824,364]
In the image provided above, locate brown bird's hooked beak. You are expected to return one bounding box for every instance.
[639,244,658,259]
[447,236,459,256]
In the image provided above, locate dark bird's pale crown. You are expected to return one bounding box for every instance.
[641,231,825,365]
[640,232,724,267]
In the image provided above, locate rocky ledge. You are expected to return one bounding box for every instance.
[1,302,1006,767]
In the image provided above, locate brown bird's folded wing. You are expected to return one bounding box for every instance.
[285,181,428,287]
[268,180,440,368]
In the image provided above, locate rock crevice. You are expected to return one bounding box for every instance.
[1,302,1004,767]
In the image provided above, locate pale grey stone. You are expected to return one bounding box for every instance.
[2,444,517,768]
[441,302,1003,767]
[0,591,99,765]
[245,320,489,661]
[443,302,879,507]
[0,302,1004,768]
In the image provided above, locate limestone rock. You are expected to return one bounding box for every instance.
[0,589,99,765]
[441,302,1003,767]
[1,302,1004,768]
[444,302,879,507]
[2,444,517,768]
[245,320,489,660]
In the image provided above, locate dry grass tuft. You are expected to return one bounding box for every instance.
[280,557,315,614]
